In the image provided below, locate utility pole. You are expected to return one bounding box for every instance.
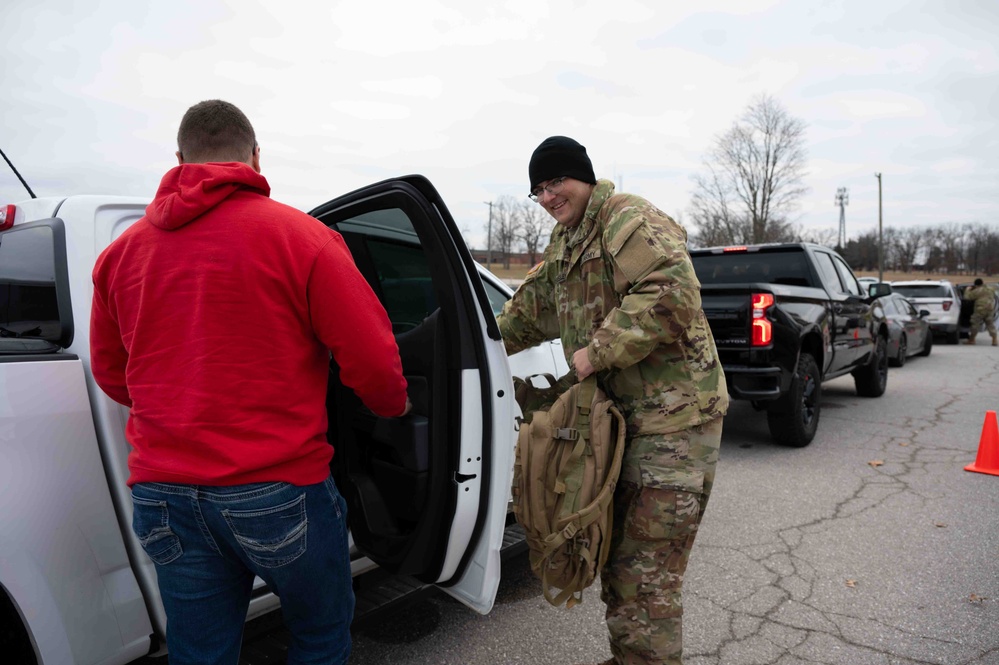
[835,187,849,249]
[483,201,493,268]
[875,173,883,283]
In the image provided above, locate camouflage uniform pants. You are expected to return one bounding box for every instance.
[970,309,997,335]
[600,416,723,665]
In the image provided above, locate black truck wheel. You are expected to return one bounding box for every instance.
[767,353,821,447]
[854,334,889,397]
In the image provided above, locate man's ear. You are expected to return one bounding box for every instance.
[176,150,184,165]
[251,148,260,173]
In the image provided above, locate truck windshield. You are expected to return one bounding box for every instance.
[692,250,812,287]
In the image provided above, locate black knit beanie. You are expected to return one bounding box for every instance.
[529,136,596,191]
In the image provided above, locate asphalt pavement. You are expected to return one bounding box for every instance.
[347,342,999,665]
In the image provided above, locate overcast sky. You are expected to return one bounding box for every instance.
[2,0,997,246]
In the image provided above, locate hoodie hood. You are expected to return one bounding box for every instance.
[146,162,271,230]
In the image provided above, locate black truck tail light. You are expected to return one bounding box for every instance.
[751,293,775,346]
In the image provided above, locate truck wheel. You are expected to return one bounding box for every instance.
[947,329,960,345]
[854,334,889,397]
[766,353,821,447]
[889,334,907,368]
[917,330,933,357]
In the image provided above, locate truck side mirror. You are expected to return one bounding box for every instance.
[868,283,892,298]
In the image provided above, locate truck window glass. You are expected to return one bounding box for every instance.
[0,224,59,340]
[691,250,812,286]
[366,237,435,333]
[814,252,844,294]
[832,257,862,296]
[480,278,509,317]
[892,284,950,298]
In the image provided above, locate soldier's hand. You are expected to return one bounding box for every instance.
[572,347,595,380]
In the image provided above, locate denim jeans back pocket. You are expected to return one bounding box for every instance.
[131,495,184,565]
[222,492,308,568]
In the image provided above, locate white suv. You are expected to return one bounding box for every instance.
[890,280,961,344]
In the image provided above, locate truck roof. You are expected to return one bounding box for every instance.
[689,242,821,255]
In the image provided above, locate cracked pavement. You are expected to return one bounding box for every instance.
[684,343,999,665]
[347,344,999,665]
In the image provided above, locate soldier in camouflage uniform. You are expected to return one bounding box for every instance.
[964,278,998,346]
[497,136,729,665]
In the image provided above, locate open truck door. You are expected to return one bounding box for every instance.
[310,175,515,614]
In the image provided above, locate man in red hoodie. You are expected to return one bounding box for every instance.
[90,100,410,665]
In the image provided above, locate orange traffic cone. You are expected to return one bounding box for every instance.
[965,410,999,476]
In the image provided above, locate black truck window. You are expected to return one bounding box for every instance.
[0,222,63,342]
[813,252,844,294]
[366,237,435,333]
[832,256,863,297]
[693,250,812,286]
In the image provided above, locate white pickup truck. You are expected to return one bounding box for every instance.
[0,176,568,664]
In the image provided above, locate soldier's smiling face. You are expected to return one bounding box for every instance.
[537,177,595,229]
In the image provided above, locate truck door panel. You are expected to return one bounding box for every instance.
[310,177,513,614]
[813,250,863,371]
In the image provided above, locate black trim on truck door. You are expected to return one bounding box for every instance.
[309,176,494,586]
[0,218,74,350]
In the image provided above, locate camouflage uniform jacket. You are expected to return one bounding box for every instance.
[498,179,729,436]
[967,284,997,316]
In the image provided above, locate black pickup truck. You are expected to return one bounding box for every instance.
[689,243,892,447]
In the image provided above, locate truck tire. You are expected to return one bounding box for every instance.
[854,334,889,397]
[767,353,821,447]
[0,588,37,665]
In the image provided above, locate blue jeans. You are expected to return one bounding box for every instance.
[130,477,354,665]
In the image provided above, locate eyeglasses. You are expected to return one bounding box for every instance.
[529,176,567,202]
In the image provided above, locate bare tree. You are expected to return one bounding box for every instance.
[840,230,879,271]
[935,223,965,274]
[688,169,750,247]
[965,223,996,274]
[489,195,522,269]
[891,227,924,272]
[841,222,999,276]
[796,226,838,248]
[689,94,808,245]
[881,226,900,270]
[514,199,555,265]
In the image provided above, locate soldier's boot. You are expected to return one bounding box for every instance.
[965,333,977,345]
[991,332,997,347]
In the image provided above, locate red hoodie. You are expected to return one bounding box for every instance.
[91,162,408,486]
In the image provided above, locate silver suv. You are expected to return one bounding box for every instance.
[890,280,961,344]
